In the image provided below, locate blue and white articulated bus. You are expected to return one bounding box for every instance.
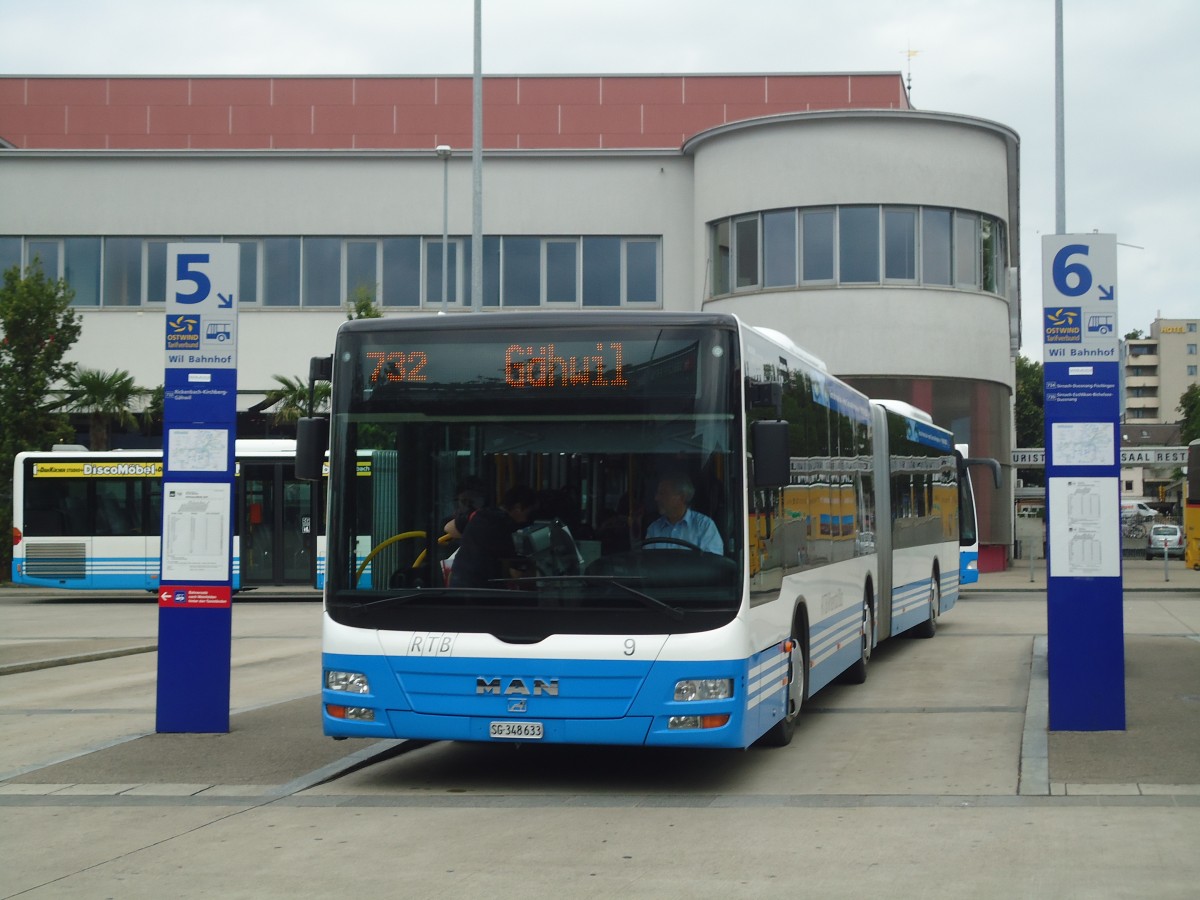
[11,440,325,591]
[301,311,960,749]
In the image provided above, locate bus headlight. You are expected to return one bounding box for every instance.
[668,714,731,730]
[674,678,733,701]
[326,670,370,694]
[326,704,375,721]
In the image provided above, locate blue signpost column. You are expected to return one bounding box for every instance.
[156,244,239,733]
[1042,233,1125,731]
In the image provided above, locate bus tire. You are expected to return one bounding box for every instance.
[913,569,940,639]
[758,619,808,747]
[842,586,874,684]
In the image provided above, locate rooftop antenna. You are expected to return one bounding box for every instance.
[902,44,920,99]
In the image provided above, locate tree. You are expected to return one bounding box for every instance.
[0,261,81,577]
[1014,354,1045,487]
[261,374,331,425]
[1179,383,1200,445]
[346,284,382,320]
[142,385,164,436]
[62,367,149,450]
[1124,328,1144,340]
[1014,354,1044,447]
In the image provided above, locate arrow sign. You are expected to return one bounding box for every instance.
[217,292,234,308]
[1098,285,1115,301]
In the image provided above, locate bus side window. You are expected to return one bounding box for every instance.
[26,508,67,536]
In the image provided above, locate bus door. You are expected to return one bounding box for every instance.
[239,462,315,586]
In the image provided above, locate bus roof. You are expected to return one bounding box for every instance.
[872,398,934,425]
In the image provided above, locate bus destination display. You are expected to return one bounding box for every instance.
[367,342,629,390]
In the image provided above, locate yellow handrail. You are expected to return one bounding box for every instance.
[355,530,454,583]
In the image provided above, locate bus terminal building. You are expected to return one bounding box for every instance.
[0,73,1020,566]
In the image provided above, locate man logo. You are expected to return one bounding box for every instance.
[476,677,559,697]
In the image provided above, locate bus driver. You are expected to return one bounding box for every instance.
[644,472,723,555]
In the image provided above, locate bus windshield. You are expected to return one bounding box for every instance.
[323,319,743,638]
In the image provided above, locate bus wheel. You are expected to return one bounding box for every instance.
[914,571,940,639]
[759,630,808,747]
[842,590,873,684]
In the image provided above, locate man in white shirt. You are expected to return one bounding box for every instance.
[644,472,723,555]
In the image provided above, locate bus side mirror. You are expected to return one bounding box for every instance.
[295,417,328,482]
[751,420,790,487]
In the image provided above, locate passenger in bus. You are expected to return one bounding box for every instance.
[448,484,538,588]
[443,476,488,541]
[644,472,723,555]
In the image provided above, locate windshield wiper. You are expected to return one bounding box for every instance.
[506,575,685,621]
[353,587,521,609]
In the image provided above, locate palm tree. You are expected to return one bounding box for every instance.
[261,373,331,425]
[63,367,149,450]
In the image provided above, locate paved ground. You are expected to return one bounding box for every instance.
[0,559,1196,898]
[1,558,1196,795]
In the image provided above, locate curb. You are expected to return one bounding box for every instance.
[0,645,157,677]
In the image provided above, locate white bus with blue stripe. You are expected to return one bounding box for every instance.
[11,440,326,591]
[307,312,960,749]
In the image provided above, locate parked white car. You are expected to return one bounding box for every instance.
[1146,524,1185,560]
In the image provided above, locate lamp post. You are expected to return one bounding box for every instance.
[436,144,452,314]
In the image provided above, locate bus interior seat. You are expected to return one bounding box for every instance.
[513,519,583,577]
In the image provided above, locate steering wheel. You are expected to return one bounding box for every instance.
[636,537,705,553]
[356,531,453,583]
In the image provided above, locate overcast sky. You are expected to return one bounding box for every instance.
[2,0,1196,354]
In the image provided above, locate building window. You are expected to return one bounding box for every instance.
[64,238,101,307]
[626,240,658,303]
[1188,344,1198,355]
[981,216,999,293]
[381,238,420,307]
[884,208,917,281]
[302,238,341,307]
[839,206,880,284]
[481,236,501,307]
[545,240,578,303]
[583,237,621,307]
[27,239,61,280]
[0,232,658,311]
[762,210,797,288]
[425,238,462,306]
[801,209,835,282]
[954,212,979,289]
[345,241,378,303]
[921,208,953,286]
[263,238,301,307]
[502,237,541,307]
[146,241,170,303]
[711,221,731,296]
[707,204,1003,297]
[102,238,142,307]
[1188,365,1197,376]
[232,240,260,304]
[0,237,20,275]
[733,215,759,290]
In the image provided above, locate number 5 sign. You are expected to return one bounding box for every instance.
[166,243,239,370]
[158,243,240,733]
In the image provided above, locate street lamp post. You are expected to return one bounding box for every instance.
[436,144,452,314]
